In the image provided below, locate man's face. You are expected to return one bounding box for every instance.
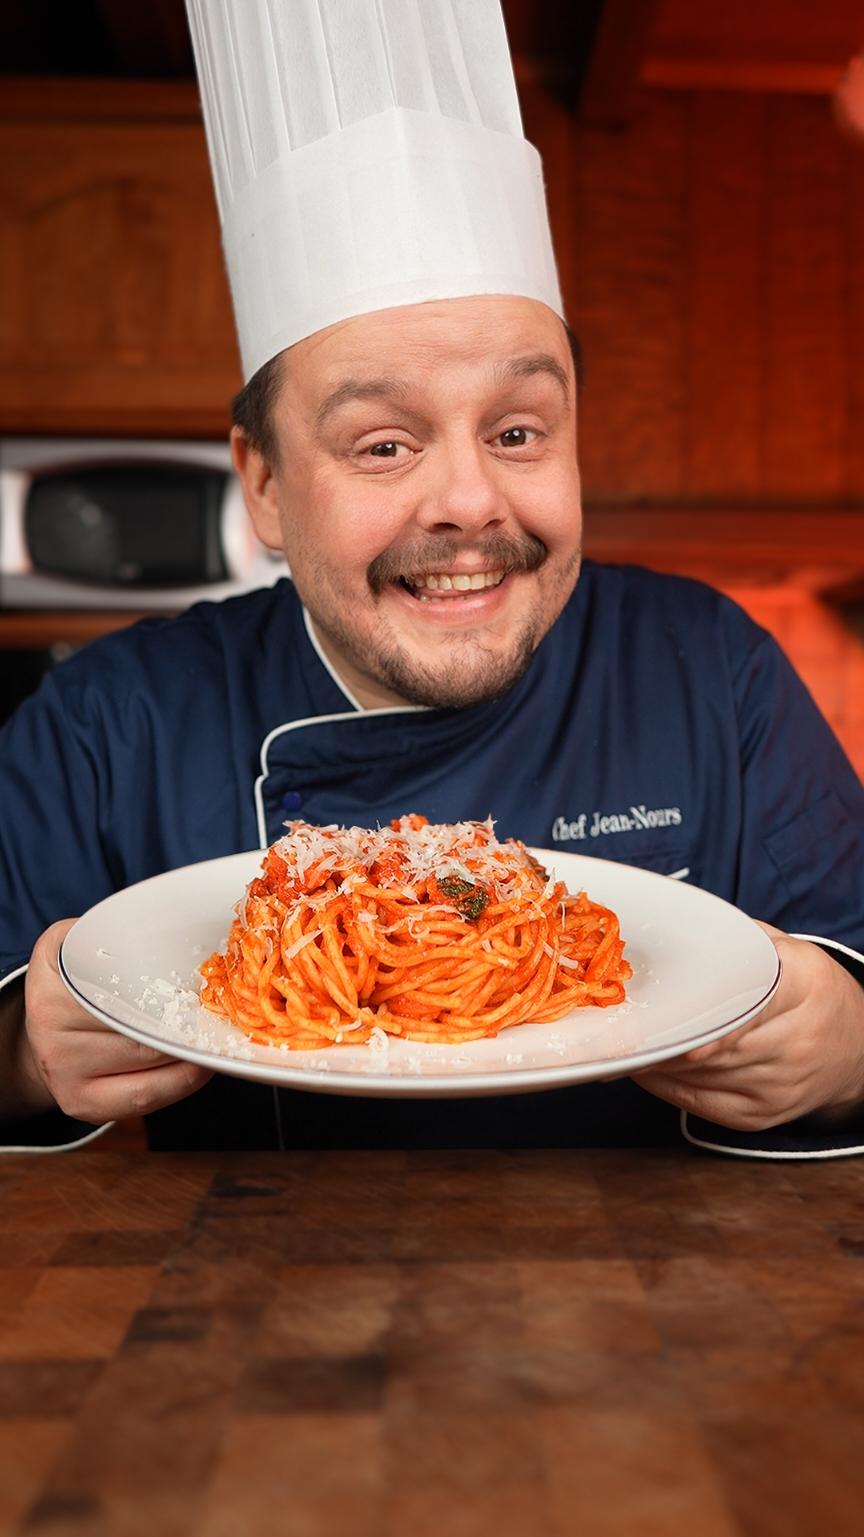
[235,295,583,710]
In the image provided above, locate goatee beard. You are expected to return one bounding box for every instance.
[356,621,543,709]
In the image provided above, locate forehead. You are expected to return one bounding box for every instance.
[280,296,570,410]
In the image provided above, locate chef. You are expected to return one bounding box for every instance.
[2,0,863,1159]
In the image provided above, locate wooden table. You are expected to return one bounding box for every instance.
[1,1148,863,1536]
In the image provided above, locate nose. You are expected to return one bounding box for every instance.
[415,437,506,535]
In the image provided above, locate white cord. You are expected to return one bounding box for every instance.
[0,965,118,1154]
[0,1120,117,1155]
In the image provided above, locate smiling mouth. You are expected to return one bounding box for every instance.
[397,569,507,601]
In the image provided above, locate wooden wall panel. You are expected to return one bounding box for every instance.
[526,80,864,507]
[567,97,688,500]
[2,74,860,779]
[761,98,848,499]
[0,106,239,437]
[649,0,863,76]
[0,79,862,509]
[682,94,764,498]
[847,147,864,494]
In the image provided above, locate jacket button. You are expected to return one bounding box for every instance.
[281,790,304,812]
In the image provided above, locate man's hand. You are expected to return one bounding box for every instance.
[633,925,864,1131]
[11,919,213,1124]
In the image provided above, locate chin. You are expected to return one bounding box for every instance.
[371,633,539,710]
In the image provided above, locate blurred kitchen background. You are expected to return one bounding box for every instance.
[1,0,863,775]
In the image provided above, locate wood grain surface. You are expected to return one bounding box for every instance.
[4,77,864,508]
[1,1148,863,1536]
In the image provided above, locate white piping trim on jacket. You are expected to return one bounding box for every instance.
[301,605,435,721]
[791,934,864,971]
[680,1110,864,1161]
[253,705,426,848]
[1,962,28,992]
[254,635,425,1147]
[302,607,365,712]
[0,964,117,1154]
[3,878,861,1158]
[679,932,864,1161]
[0,1119,117,1155]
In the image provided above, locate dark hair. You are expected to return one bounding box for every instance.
[230,352,284,466]
[230,315,585,462]
[565,322,585,392]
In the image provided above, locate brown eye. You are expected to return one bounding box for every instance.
[500,427,536,447]
[369,442,401,457]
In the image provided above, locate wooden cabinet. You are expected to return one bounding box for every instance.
[0,79,862,770]
[3,77,864,502]
[0,80,240,438]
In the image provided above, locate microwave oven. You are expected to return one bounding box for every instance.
[0,437,287,609]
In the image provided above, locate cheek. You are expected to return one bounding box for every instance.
[276,520,380,600]
[519,469,582,553]
[305,478,410,571]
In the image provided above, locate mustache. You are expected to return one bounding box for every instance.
[368,533,547,595]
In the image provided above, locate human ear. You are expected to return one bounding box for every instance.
[230,426,282,550]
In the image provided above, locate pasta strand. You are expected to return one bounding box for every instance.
[200,816,632,1049]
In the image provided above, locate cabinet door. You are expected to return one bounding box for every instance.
[0,81,240,436]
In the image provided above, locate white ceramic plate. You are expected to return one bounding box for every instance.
[60,848,781,1099]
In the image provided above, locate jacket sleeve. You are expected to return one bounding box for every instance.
[731,623,864,950]
[686,610,864,1161]
[0,669,123,980]
[0,675,119,1150]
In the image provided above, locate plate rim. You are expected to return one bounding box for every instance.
[59,846,783,1099]
[59,950,781,1097]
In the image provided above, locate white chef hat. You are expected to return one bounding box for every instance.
[185,0,563,382]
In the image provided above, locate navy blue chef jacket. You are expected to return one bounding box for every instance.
[2,562,864,1159]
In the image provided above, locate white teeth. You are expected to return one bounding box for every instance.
[406,569,505,595]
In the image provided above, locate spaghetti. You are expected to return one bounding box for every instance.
[200,815,632,1049]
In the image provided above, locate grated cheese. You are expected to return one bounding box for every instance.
[283,927,323,960]
[262,814,547,923]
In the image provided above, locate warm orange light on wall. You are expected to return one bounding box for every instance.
[834,52,864,139]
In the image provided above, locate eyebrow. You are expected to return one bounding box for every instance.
[313,351,570,434]
[493,353,570,401]
[315,377,411,433]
